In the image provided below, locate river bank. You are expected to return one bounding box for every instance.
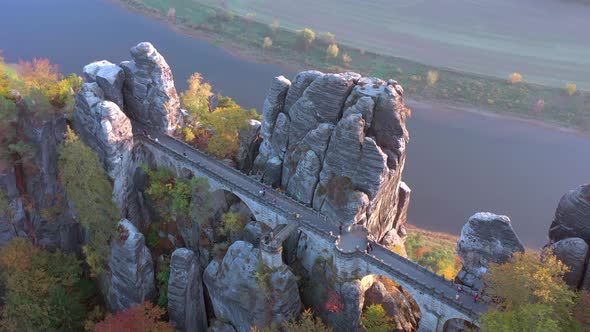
[112,0,590,132]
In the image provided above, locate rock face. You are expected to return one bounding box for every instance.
[107,219,155,311]
[546,184,590,291]
[13,102,82,252]
[456,212,524,286]
[549,238,588,288]
[235,120,261,172]
[365,281,421,331]
[549,184,590,243]
[203,241,301,331]
[253,71,410,242]
[120,42,183,132]
[0,168,27,247]
[73,82,134,210]
[82,60,125,109]
[168,248,207,332]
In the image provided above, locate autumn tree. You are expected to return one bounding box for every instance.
[180,72,213,125]
[326,44,339,60]
[218,211,248,239]
[94,302,174,332]
[342,53,352,67]
[297,28,315,51]
[0,238,92,331]
[255,308,332,332]
[574,292,590,331]
[361,304,393,332]
[58,128,119,276]
[263,36,273,50]
[481,251,577,331]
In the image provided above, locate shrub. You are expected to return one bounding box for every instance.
[219,211,248,238]
[263,36,273,50]
[508,72,523,84]
[565,82,577,96]
[362,304,393,332]
[326,44,339,60]
[94,302,174,332]
[427,70,439,86]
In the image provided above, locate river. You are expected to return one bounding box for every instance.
[1,0,588,247]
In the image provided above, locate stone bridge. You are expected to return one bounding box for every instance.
[134,126,486,331]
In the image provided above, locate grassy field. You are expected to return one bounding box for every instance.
[116,0,590,130]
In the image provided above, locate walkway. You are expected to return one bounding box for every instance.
[135,124,488,317]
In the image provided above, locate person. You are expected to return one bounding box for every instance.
[369,242,374,252]
[142,128,148,136]
[457,286,463,293]
[155,138,159,143]
[183,151,187,157]
[455,294,460,301]
[339,225,343,235]
[473,293,479,302]
[366,243,371,254]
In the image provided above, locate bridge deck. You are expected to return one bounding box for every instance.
[135,125,488,318]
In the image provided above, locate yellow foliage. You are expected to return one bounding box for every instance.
[326,44,339,60]
[180,72,213,124]
[508,72,523,84]
[427,70,439,86]
[182,127,196,142]
[565,82,577,96]
[342,53,352,67]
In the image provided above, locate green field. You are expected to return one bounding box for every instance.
[118,0,590,130]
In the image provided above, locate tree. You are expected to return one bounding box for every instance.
[93,302,174,332]
[297,28,315,51]
[326,44,339,60]
[263,36,273,50]
[361,304,393,332]
[0,238,91,331]
[58,128,119,276]
[565,82,577,96]
[255,308,332,332]
[269,20,280,34]
[180,72,213,125]
[427,70,439,86]
[218,211,247,239]
[508,72,523,84]
[319,31,336,44]
[482,251,577,330]
[481,304,560,332]
[342,53,352,67]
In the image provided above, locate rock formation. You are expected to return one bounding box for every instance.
[203,241,301,331]
[549,184,590,243]
[365,280,421,331]
[0,168,26,246]
[168,248,207,332]
[252,71,411,242]
[235,119,261,172]
[73,81,134,210]
[456,212,524,287]
[107,219,155,311]
[120,42,183,132]
[546,184,590,290]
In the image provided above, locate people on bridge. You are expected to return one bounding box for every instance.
[155,138,159,143]
[473,293,479,303]
[457,286,463,293]
[455,294,460,301]
[368,242,374,252]
[366,243,371,254]
[142,128,148,136]
[339,225,343,235]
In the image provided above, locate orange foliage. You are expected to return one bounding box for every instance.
[94,302,174,332]
[414,246,430,259]
[18,58,61,91]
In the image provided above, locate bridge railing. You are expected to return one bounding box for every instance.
[137,133,484,316]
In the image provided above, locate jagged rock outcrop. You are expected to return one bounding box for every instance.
[0,168,26,246]
[235,120,261,172]
[120,42,183,132]
[252,71,410,242]
[549,238,588,288]
[546,184,590,291]
[203,241,301,331]
[456,212,524,287]
[107,219,155,311]
[168,248,207,332]
[15,102,82,252]
[82,60,125,109]
[365,280,421,331]
[549,184,590,243]
[73,82,133,210]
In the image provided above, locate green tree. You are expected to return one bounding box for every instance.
[326,44,339,60]
[180,72,213,125]
[482,251,577,330]
[482,304,560,332]
[0,238,91,331]
[361,304,393,332]
[297,28,315,51]
[58,128,118,276]
[255,308,332,332]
